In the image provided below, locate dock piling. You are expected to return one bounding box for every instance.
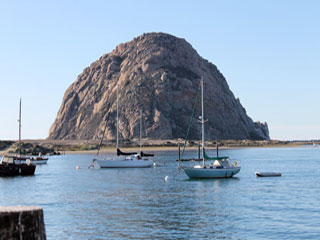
[178,143,181,167]
[0,206,46,239]
[216,143,219,157]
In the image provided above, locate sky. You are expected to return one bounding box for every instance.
[0,0,319,140]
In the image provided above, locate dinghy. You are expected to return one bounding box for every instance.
[255,172,282,177]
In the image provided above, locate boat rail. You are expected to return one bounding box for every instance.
[93,156,125,161]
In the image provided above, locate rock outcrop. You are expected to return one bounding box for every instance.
[48,32,269,141]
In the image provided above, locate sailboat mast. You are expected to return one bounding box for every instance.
[201,78,205,166]
[116,85,119,150]
[140,109,142,153]
[18,98,22,156]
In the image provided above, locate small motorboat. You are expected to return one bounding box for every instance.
[255,172,282,177]
[28,156,49,165]
[0,156,36,176]
[0,99,36,177]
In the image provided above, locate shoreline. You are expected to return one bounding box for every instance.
[0,139,318,155]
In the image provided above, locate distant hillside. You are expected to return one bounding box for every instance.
[48,32,269,141]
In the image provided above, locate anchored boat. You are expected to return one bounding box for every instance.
[28,156,49,165]
[0,99,36,177]
[182,78,241,179]
[91,85,154,168]
[255,172,282,177]
[0,156,36,176]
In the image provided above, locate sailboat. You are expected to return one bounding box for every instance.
[0,99,36,176]
[92,85,154,168]
[183,78,241,179]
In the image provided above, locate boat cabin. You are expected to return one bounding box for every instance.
[126,154,152,161]
[212,158,232,168]
[1,155,31,165]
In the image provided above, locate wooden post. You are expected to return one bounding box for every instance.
[198,143,200,161]
[0,206,46,239]
[178,143,181,162]
[18,99,22,156]
[216,142,219,157]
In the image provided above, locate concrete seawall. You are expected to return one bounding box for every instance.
[0,206,46,239]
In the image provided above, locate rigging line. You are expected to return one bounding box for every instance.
[96,116,109,156]
[181,81,201,159]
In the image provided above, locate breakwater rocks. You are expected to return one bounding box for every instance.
[0,141,60,155]
[48,32,269,141]
[0,141,14,151]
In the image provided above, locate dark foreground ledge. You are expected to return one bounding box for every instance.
[0,206,46,240]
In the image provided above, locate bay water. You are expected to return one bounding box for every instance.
[1,146,319,239]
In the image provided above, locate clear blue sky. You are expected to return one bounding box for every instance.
[0,0,319,140]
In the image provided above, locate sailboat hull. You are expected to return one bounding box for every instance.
[184,167,240,179]
[94,158,153,168]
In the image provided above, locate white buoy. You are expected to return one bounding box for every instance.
[165,176,169,181]
[76,165,80,170]
[153,162,156,167]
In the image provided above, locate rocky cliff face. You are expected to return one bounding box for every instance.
[48,32,269,141]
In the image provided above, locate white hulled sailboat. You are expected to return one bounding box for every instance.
[183,78,241,179]
[92,85,153,168]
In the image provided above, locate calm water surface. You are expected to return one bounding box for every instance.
[1,147,320,239]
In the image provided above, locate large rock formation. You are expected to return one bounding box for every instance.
[48,32,269,141]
